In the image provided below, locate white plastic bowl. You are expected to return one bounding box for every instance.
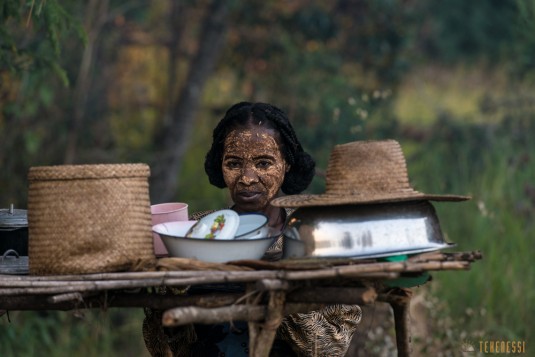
[153,220,276,263]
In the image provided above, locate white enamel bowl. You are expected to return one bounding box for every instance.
[153,220,276,263]
[235,213,269,239]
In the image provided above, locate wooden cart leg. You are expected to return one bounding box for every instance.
[389,290,412,357]
[249,290,286,357]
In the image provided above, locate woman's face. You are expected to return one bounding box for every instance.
[222,125,288,213]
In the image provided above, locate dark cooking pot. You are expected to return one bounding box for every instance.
[0,249,29,275]
[0,204,29,256]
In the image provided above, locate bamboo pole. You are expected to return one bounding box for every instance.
[0,261,471,296]
[160,302,327,328]
[408,251,483,263]
[283,261,470,281]
[0,278,165,295]
[47,292,85,304]
[0,270,279,282]
[162,304,265,326]
[0,250,481,284]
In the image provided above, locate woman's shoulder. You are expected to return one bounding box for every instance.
[189,209,218,221]
[283,207,295,218]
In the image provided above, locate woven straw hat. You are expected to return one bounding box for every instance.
[271,140,470,208]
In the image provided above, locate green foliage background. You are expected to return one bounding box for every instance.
[1,0,534,355]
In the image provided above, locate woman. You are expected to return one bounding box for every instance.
[202,101,315,253]
[143,102,361,356]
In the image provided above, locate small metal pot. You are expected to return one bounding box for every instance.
[0,249,29,275]
[0,204,29,256]
[283,200,453,259]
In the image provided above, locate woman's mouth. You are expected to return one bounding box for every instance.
[237,190,262,202]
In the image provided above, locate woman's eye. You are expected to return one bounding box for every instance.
[226,161,241,169]
[256,160,272,169]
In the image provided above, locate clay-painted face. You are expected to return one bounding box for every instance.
[222,126,288,213]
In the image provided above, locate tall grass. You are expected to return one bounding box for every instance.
[406,115,535,346]
[0,309,150,357]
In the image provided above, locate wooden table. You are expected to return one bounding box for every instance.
[0,251,482,356]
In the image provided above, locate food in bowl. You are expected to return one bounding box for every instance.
[185,210,239,240]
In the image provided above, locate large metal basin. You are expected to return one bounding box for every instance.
[282,201,454,259]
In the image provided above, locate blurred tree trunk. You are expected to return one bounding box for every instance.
[64,0,109,164]
[150,0,229,203]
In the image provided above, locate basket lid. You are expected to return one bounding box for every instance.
[0,204,28,230]
[28,163,150,181]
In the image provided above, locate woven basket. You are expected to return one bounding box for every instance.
[27,164,154,275]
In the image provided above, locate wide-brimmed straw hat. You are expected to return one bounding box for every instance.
[271,140,470,208]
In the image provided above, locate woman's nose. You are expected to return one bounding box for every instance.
[239,166,259,185]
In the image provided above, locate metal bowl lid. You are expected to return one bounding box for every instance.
[0,204,28,230]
